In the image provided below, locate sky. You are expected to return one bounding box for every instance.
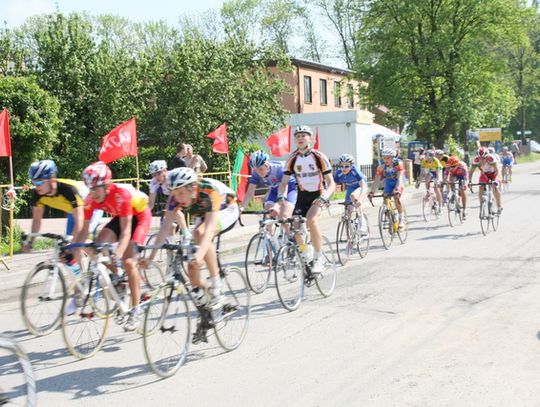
[1,0,227,28]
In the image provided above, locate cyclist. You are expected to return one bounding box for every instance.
[500,146,514,182]
[240,150,297,222]
[22,160,102,251]
[435,150,450,203]
[333,153,368,235]
[142,167,239,310]
[419,150,443,210]
[445,156,469,219]
[147,160,188,240]
[368,148,406,229]
[277,125,335,274]
[469,146,502,214]
[73,161,152,332]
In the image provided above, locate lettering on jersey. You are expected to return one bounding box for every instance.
[300,171,320,178]
[308,163,315,171]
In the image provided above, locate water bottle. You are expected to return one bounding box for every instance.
[304,244,314,262]
[66,260,81,276]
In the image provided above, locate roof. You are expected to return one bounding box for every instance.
[267,57,355,77]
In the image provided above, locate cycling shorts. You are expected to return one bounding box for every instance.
[479,172,498,183]
[383,179,403,195]
[293,191,320,217]
[502,158,513,167]
[266,188,297,206]
[344,186,364,203]
[103,208,151,245]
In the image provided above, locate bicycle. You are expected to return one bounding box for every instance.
[60,242,160,359]
[501,164,511,192]
[140,235,250,378]
[273,216,337,312]
[0,333,37,407]
[471,182,500,236]
[421,181,441,222]
[335,202,370,265]
[369,194,408,250]
[243,210,286,294]
[446,180,465,227]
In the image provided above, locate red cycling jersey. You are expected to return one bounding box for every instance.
[84,183,148,219]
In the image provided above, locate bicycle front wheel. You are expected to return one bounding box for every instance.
[140,260,165,290]
[335,219,352,265]
[315,236,337,297]
[274,244,304,311]
[357,213,370,258]
[142,233,167,264]
[0,336,37,407]
[214,266,250,351]
[491,210,500,231]
[479,200,490,236]
[245,234,272,294]
[422,194,432,222]
[378,206,394,250]
[61,272,110,359]
[143,282,190,378]
[398,209,408,244]
[21,263,66,336]
[447,195,457,227]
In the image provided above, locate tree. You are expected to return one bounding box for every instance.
[355,0,525,146]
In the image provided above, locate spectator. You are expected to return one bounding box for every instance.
[170,143,187,169]
[510,141,520,163]
[183,144,208,173]
[413,147,425,182]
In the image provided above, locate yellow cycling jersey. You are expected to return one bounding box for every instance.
[30,178,85,214]
[421,158,443,172]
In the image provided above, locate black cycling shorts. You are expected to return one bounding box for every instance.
[293,191,321,217]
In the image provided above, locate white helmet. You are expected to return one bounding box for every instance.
[381,148,395,157]
[149,160,167,175]
[167,167,197,190]
[293,125,313,136]
[339,154,354,165]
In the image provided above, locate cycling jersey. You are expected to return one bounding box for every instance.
[421,158,443,172]
[168,178,236,217]
[334,166,367,202]
[30,179,85,213]
[284,149,332,192]
[249,161,297,191]
[149,178,170,196]
[376,160,403,180]
[84,183,149,218]
[439,155,449,169]
[472,155,498,174]
[448,161,468,178]
[500,152,514,166]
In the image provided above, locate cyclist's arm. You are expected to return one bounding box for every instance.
[115,215,133,258]
[23,206,45,250]
[198,156,208,173]
[147,208,177,260]
[71,206,85,238]
[148,191,157,211]
[240,183,257,210]
[277,174,292,198]
[322,172,335,200]
[196,210,218,264]
[370,174,381,194]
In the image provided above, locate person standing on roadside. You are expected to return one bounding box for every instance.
[171,143,187,169]
[184,144,208,173]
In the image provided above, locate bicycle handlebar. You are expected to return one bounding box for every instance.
[22,232,72,244]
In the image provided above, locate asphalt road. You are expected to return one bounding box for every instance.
[1,160,540,407]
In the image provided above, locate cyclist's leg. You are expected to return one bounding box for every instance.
[126,210,151,309]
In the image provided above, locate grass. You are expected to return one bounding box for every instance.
[0,224,56,255]
[516,152,540,164]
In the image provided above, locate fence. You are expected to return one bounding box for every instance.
[0,171,233,267]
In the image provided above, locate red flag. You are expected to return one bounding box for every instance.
[98,118,138,164]
[207,123,229,154]
[266,126,290,157]
[314,127,320,149]
[236,153,250,202]
[0,109,12,157]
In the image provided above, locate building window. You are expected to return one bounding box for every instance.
[334,81,341,107]
[347,84,354,108]
[319,79,327,105]
[304,75,312,103]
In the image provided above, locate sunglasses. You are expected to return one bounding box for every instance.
[340,165,351,169]
[32,180,47,186]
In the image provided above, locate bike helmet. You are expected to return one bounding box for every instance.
[502,146,509,152]
[487,147,495,154]
[435,149,444,156]
[426,150,435,158]
[249,150,269,169]
[293,125,313,137]
[381,148,395,157]
[28,160,57,180]
[167,167,198,190]
[149,160,167,175]
[477,146,488,157]
[82,161,112,188]
[339,154,355,165]
[447,156,460,167]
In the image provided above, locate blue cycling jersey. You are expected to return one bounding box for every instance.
[249,161,296,192]
[334,166,367,202]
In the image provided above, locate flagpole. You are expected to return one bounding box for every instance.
[135,155,140,190]
[226,152,232,188]
[8,154,14,257]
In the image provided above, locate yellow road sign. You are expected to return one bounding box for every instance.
[479,128,502,142]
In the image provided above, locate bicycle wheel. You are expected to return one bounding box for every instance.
[422,194,432,222]
[21,263,66,337]
[447,194,457,227]
[142,233,167,264]
[274,244,304,311]
[356,213,370,258]
[61,272,110,359]
[398,209,408,244]
[0,336,37,407]
[335,219,352,265]
[143,282,190,378]
[214,266,250,351]
[315,236,337,297]
[479,200,490,236]
[140,260,165,290]
[245,234,272,294]
[378,206,394,250]
[491,206,500,231]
